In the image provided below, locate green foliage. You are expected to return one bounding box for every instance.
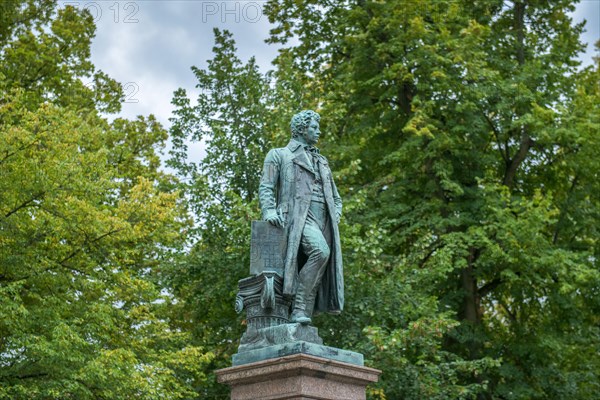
[0,3,211,398]
[0,2,122,113]
[0,90,210,398]
[169,29,277,202]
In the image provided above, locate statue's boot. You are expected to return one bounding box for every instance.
[291,278,312,324]
[290,309,311,324]
[292,225,330,324]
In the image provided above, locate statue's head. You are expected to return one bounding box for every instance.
[290,110,321,145]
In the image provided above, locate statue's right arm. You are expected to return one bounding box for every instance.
[258,149,283,227]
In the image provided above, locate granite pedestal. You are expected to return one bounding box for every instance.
[217,353,381,400]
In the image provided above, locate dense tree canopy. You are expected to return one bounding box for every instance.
[1,2,211,398]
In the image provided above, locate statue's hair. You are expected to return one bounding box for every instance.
[290,110,320,138]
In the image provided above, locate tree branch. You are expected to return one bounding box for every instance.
[56,227,125,270]
[479,278,502,298]
[502,0,532,189]
[3,192,46,219]
[14,372,48,380]
[481,111,509,163]
[553,175,578,244]
[418,242,443,268]
[503,131,532,188]
[499,298,517,323]
[0,139,40,165]
[514,0,526,66]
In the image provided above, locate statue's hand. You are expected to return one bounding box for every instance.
[335,211,342,225]
[265,210,285,228]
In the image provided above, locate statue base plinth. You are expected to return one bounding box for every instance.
[217,353,381,400]
[234,340,364,366]
[238,323,322,353]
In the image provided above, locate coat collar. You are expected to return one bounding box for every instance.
[287,139,317,174]
[286,139,320,154]
[287,139,302,152]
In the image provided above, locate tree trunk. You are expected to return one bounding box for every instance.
[460,248,482,357]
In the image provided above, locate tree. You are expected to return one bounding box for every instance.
[1,3,212,398]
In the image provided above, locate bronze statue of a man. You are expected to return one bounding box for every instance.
[258,110,343,325]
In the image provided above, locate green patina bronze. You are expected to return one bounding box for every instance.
[233,341,364,367]
[258,110,344,325]
[233,111,348,365]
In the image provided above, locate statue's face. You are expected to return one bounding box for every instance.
[302,118,320,145]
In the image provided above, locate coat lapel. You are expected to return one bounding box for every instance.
[287,140,315,174]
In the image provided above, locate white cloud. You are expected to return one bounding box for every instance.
[569,0,600,67]
[88,1,276,125]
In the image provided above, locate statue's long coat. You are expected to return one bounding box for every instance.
[258,140,344,314]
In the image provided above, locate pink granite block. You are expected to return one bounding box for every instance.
[216,353,381,400]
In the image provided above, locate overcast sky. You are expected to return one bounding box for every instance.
[59,0,599,129]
